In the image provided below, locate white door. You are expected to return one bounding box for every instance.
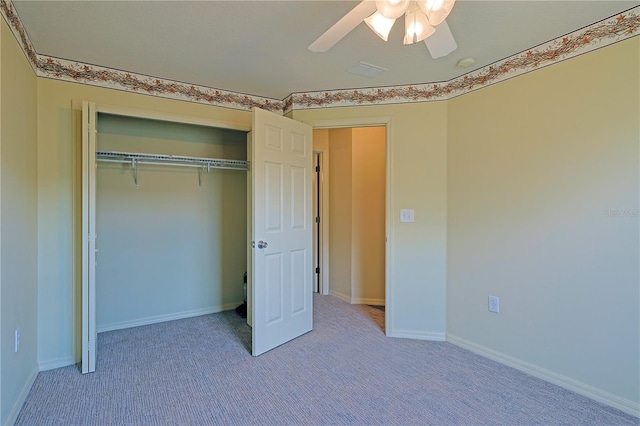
[251,107,313,356]
[81,101,97,374]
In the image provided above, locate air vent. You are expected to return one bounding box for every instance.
[346,61,387,78]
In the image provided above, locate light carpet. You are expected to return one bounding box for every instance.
[16,294,638,425]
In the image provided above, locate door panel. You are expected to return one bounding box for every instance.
[265,162,283,232]
[290,249,307,314]
[265,125,284,151]
[265,253,284,325]
[291,166,306,229]
[251,107,313,356]
[291,132,306,157]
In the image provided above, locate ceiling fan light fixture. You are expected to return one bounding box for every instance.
[375,0,410,19]
[419,0,455,26]
[364,11,396,42]
[403,6,435,45]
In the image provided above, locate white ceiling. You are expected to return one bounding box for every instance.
[11,0,638,100]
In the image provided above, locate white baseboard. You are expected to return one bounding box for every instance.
[5,367,38,426]
[447,333,640,418]
[39,356,77,371]
[351,297,385,306]
[329,290,351,303]
[389,328,446,341]
[328,291,385,306]
[97,303,240,333]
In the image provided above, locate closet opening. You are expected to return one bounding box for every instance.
[94,113,249,338]
[82,103,315,372]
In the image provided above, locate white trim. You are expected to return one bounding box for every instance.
[303,117,393,338]
[70,99,80,378]
[39,356,77,371]
[390,329,446,341]
[306,117,392,130]
[350,297,385,306]
[447,334,640,418]
[384,120,394,339]
[5,367,38,426]
[321,149,330,296]
[96,304,239,333]
[312,146,330,296]
[329,290,385,306]
[329,290,352,304]
[81,101,97,374]
[0,23,3,424]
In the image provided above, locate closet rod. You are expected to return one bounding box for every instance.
[96,150,249,171]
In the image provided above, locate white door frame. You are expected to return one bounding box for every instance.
[81,101,97,374]
[304,117,393,336]
[312,152,319,294]
[312,149,330,295]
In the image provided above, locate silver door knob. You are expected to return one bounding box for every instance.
[257,240,268,249]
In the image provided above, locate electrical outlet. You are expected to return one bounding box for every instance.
[15,329,20,353]
[488,295,500,313]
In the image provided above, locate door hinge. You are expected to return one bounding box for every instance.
[315,216,320,224]
[315,267,320,274]
[315,165,320,173]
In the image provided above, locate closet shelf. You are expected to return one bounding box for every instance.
[96,150,249,171]
[96,150,248,190]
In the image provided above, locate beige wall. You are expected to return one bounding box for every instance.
[0,20,39,425]
[36,78,251,369]
[447,37,639,407]
[327,128,353,299]
[351,127,386,302]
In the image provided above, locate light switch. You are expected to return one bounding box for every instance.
[400,209,414,223]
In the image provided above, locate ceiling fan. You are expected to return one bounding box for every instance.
[308,0,457,59]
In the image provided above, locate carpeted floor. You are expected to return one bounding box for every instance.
[16,294,638,425]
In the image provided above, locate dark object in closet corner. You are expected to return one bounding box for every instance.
[235,302,247,318]
[236,272,248,318]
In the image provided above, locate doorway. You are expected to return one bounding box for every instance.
[312,126,387,323]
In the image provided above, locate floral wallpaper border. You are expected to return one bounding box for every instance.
[0,0,284,113]
[284,6,639,114]
[1,0,638,115]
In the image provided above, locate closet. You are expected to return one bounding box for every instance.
[94,114,248,333]
[81,103,314,373]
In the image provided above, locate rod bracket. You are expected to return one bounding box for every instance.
[131,158,139,189]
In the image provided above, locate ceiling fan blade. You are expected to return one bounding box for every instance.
[424,20,457,59]
[308,1,378,52]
